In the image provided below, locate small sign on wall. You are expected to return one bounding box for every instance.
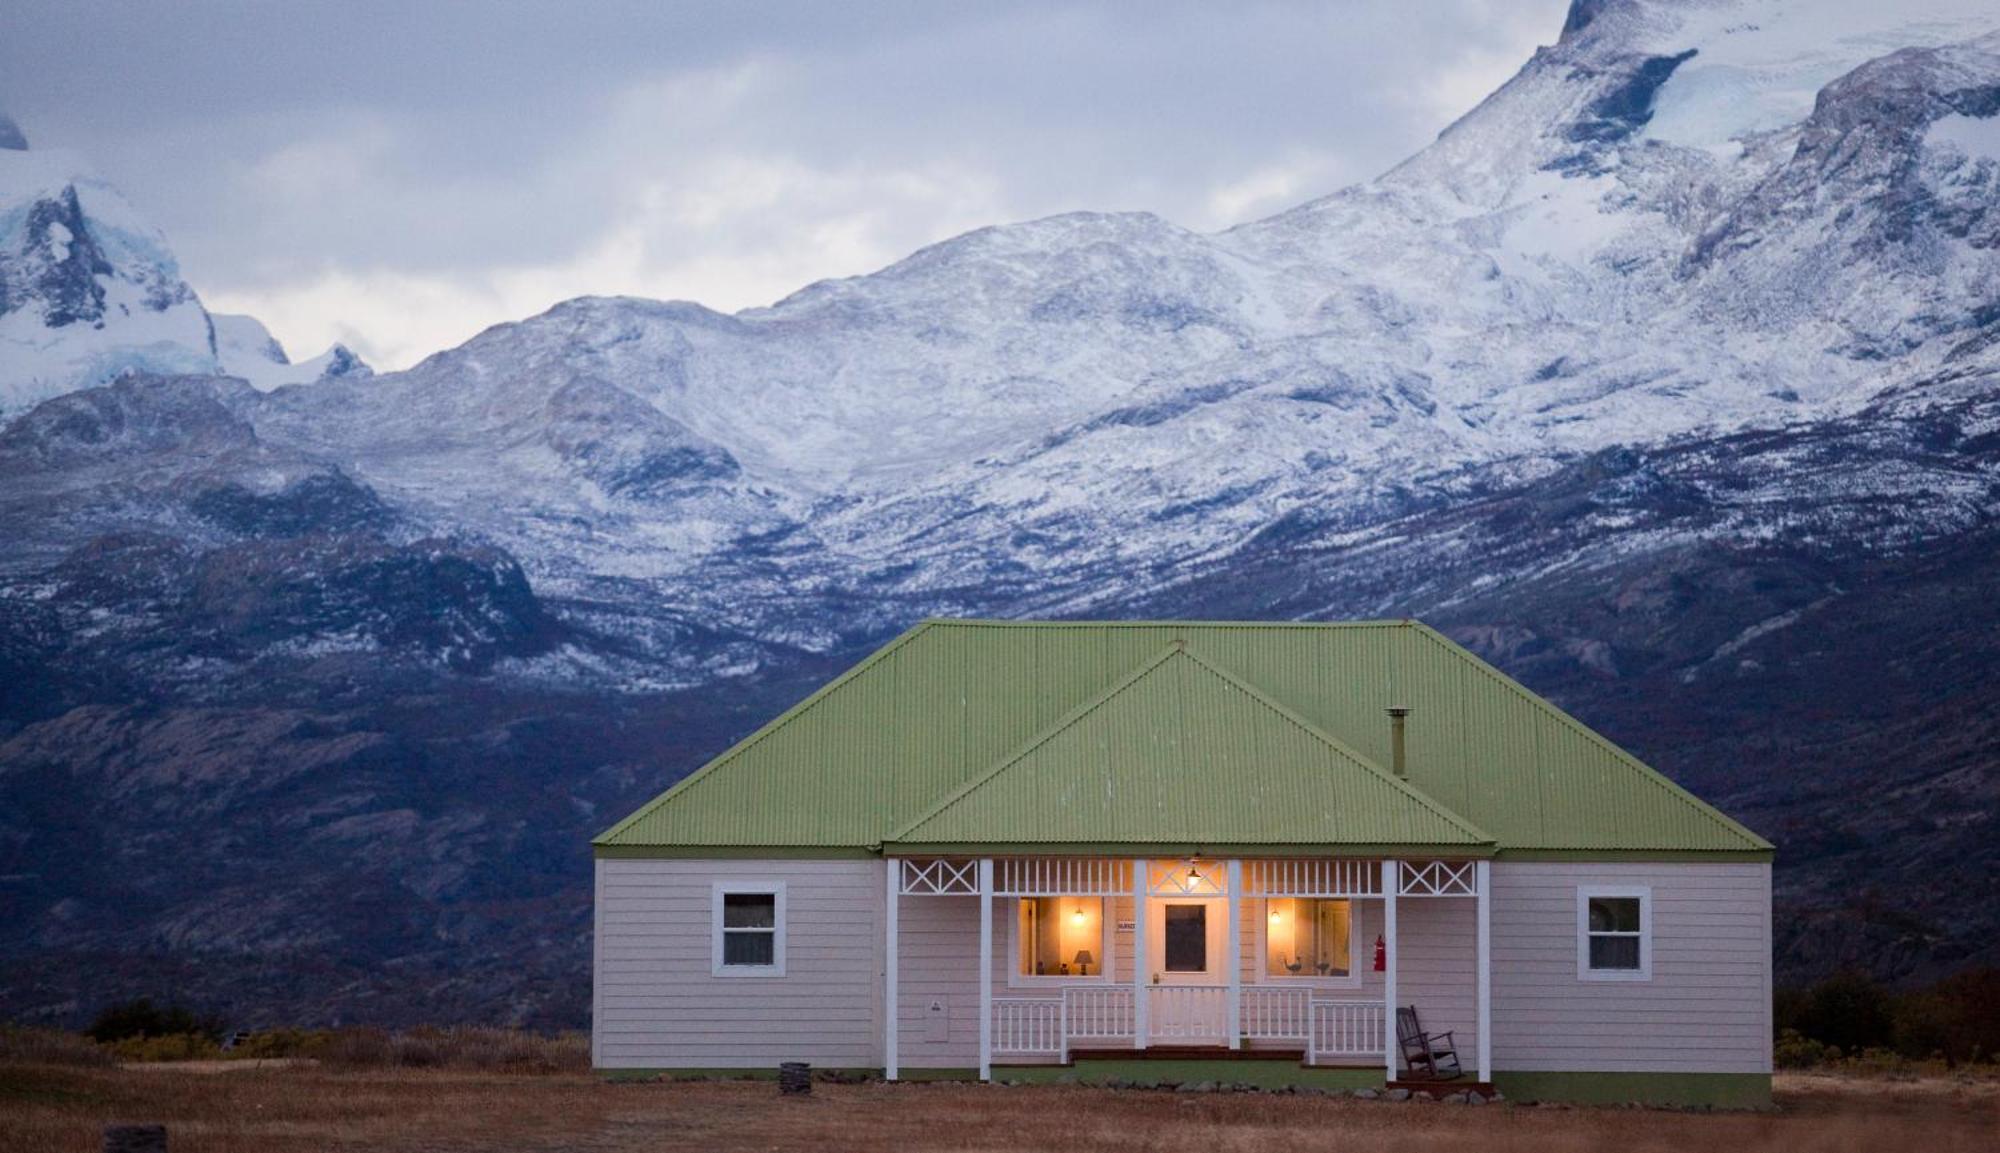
[1116,920,1136,933]
[926,997,949,1043]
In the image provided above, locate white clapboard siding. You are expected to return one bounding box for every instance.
[594,858,882,1069]
[1490,861,1772,1074]
[899,891,981,1068]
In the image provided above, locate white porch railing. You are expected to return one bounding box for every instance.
[1063,986,1135,1049]
[992,998,1063,1056]
[989,989,1385,1064]
[1308,1000,1386,1063]
[1239,987,1311,1040]
[1147,985,1229,1042]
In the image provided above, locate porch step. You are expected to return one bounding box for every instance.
[1068,1045,1306,1062]
[1390,1079,1497,1098]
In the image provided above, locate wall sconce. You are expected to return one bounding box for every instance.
[1071,907,1086,924]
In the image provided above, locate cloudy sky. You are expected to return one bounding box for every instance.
[2,1,1567,370]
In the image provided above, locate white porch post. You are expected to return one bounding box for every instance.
[1132,858,1148,1049]
[1475,859,1492,1083]
[1382,859,1399,1082]
[978,858,994,1082]
[884,858,900,1081]
[1225,859,1242,1049]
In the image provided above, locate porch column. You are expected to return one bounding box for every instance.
[884,858,900,1081]
[1225,859,1242,1049]
[1132,858,1149,1049]
[1382,859,1399,1082]
[1475,859,1491,1083]
[978,857,994,1082]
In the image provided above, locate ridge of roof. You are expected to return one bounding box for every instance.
[881,641,1190,844]
[916,617,1415,630]
[1406,621,1772,852]
[1171,644,1493,845]
[885,640,1493,848]
[591,620,937,846]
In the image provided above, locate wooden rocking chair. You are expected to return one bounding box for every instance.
[1395,1007,1463,1081]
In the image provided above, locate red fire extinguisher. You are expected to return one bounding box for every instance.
[1373,934,1386,972]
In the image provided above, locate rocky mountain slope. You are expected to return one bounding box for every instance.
[2,0,1998,1026]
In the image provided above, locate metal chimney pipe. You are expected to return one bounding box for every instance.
[1386,707,1411,777]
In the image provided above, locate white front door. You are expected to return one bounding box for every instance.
[1144,897,1227,1042]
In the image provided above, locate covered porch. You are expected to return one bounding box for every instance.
[885,855,1492,1082]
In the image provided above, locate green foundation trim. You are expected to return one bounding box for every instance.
[598,1066,881,1082]
[1490,1071,1771,1108]
[994,1060,1386,1091]
[894,1067,980,1082]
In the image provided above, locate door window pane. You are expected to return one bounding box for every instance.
[1164,905,1207,972]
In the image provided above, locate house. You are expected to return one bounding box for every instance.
[592,619,1774,1105]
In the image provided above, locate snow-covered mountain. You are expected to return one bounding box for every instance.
[0,121,369,414]
[3,0,1999,1025]
[194,0,1993,645]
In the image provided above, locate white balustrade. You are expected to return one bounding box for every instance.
[990,989,1388,1063]
[1146,985,1229,1042]
[995,857,1132,896]
[1063,986,1135,1043]
[1308,1000,1387,1063]
[1242,858,1382,897]
[1238,987,1312,1041]
[991,998,1063,1055]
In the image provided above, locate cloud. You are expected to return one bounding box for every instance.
[1,1,1569,369]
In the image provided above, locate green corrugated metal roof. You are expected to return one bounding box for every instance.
[594,619,1771,856]
[887,643,1489,851]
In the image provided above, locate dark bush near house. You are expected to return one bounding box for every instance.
[85,998,224,1044]
[1788,972,1897,1055]
[1776,968,2000,1066]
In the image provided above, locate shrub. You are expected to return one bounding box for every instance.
[1776,968,2000,1068]
[309,1027,588,1072]
[317,1027,392,1067]
[0,1025,116,1066]
[225,1028,337,1060]
[1773,1029,1836,1069]
[1794,972,1896,1054]
[108,1032,222,1062]
[86,998,223,1044]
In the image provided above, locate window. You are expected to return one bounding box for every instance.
[1015,896,1108,979]
[712,882,785,976]
[1263,898,1355,980]
[1577,886,1650,981]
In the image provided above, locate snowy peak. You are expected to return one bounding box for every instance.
[0,125,370,412]
[212,312,373,391]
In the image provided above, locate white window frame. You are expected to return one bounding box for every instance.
[1005,895,1117,988]
[1254,896,1364,988]
[712,881,786,978]
[1576,885,1651,982]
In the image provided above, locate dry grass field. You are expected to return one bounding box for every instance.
[2,1065,1996,1153]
